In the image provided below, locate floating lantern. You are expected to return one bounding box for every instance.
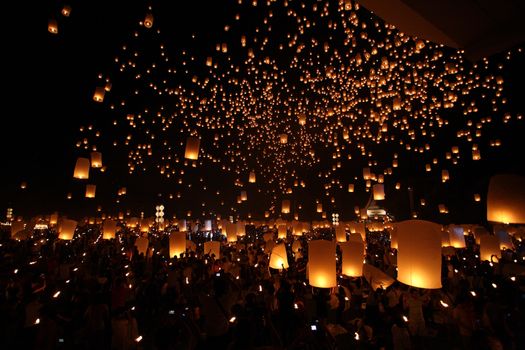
[363,167,371,180]
[249,171,256,183]
[269,243,289,269]
[178,219,187,231]
[169,231,186,258]
[73,158,90,179]
[61,5,71,17]
[102,220,117,239]
[335,226,347,242]
[85,184,96,198]
[441,170,449,182]
[93,87,105,103]
[49,213,58,226]
[298,113,306,125]
[277,224,287,239]
[236,221,246,236]
[204,220,212,231]
[184,136,200,160]
[448,225,466,248]
[203,241,221,259]
[281,200,290,214]
[308,240,337,288]
[487,174,525,224]
[59,219,77,240]
[373,184,385,200]
[396,220,442,289]
[48,19,58,34]
[144,13,154,28]
[316,203,323,213]
[479,235,501,262]
[348,184,354,192]
[241,190,248,201]
[474,194,481,202]
[340,241,364,277]
[90,152,102,168]
[280,134,288,144]
[225,222,237,242]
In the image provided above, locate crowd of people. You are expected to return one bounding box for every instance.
[0,221,524,350]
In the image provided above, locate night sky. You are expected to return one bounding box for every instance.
[2,0,525,224]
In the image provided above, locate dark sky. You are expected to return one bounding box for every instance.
[2,0,525,224]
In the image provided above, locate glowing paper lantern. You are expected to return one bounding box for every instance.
[373,184,385,200]
[184,137,200,160]
[59,219,77,240]
[48,19,58,34]
[269,243,289,269]
[340,241,364,277]
[363,264,395,291]
[102,220,117,239]
[479,235,501,261]
[169,231,186,258]
[308,240,337,288]
[316,203,323,213]
[85,184,96,198]
[135,236,148,255]
[487,175,525,224]
[281,200,290,214]
[448,226,466,248]
[441,170,449,182]
[61,6,71,17]
[441,228,451,247]
[249,171,256,183]
[277,224,287,239]
[203,241,221,259]
[236,221,246,236]
[90,152,102,168]
[396,220,442,289]
[144,13,154,28]
[348,184,354,192]
[49,213,58,226]
[204,220,212,231]
[225,222,237,242]
[335,226,347,242]
[241,191,248,201]
[93,87,105,103]
[298,114,306,125]
[178,219,187,231]
[279,134,288,144]
[73,158,90,179]
[363,167,371,180]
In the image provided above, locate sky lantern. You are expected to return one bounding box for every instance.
[479,235,501,262]
[135,236,148,256]
[102,220,117,239]
[49,213,58,226]
[441,170,449,182]
[178,219,187,231]
[48,19,58,34]
[316,203,323,213]
[340,241,364,277]
[249,171,256,183]
[169,231,186,258]
[58,219,77,240]
[280,134,288,144]
[184,136,200,160]
[448,225,466,248]
[240,190,248,201]
[93,87,105,102]
[308,240,337,288]
[203,241,221,259]
[487,174,525,224]
[73,157,90,179]
[85,184,96,198]
[363,167,371,180]
[90,152,102,168]
[396,220,442,289]
[472,149,481,160]
[204,220,212,231]
[373,184,385,200]
[225,222,237,242]
[348,184,354,192]
[236,221,246,236]
[474,194,481,202]
[144,13,154,28]
[61,5,71,17]
[281,200,290,214]
[298,113,306,125]
[277,224,287,239]
[269,243,289,269]
[335,225,347,242]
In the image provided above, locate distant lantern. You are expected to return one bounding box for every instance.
[281,200,290,214]
[85,184,96,198]
[316,203,323,213]
[279,134,288,144]
[264,211,270,218]
[448,226,466,248]
[20,181,27,189]
[308,240,337,288]
[487,174,525,224]
[48,19,58,34]
[178,219,187,231]
[396,220,442,289]
[90,152,102,168]
[58,219,77,240]
[102,220,117,239]
[93,87,105,103]
[363,167,371,180]
[61,5,71,17]
[249,171,256,183]
[393,97,401,110]
[335,226,346,242]
[135,236,148,256]
[204,241,221,259]
[474,194,481,202]
[225,222,237,242]
[241,190,248,201]
[373,184,385,200]
[479,235,501,262]
[269,243,289,269]
[206,57,213,67]
[441,170,449,182]
[348,184,354,192]
[204,220,212,231]
[277,224,287,239]
[438,204,447,214]
[73,157,90,179]
[472,149,481,160]
[49,213,58,226]
[169,231,186,258]
[360,209,368,220]
[236,221,246,236]
[298,113,306,125]
[144,13,154,28]
[340,241,364,277]
[184,136,200,160]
